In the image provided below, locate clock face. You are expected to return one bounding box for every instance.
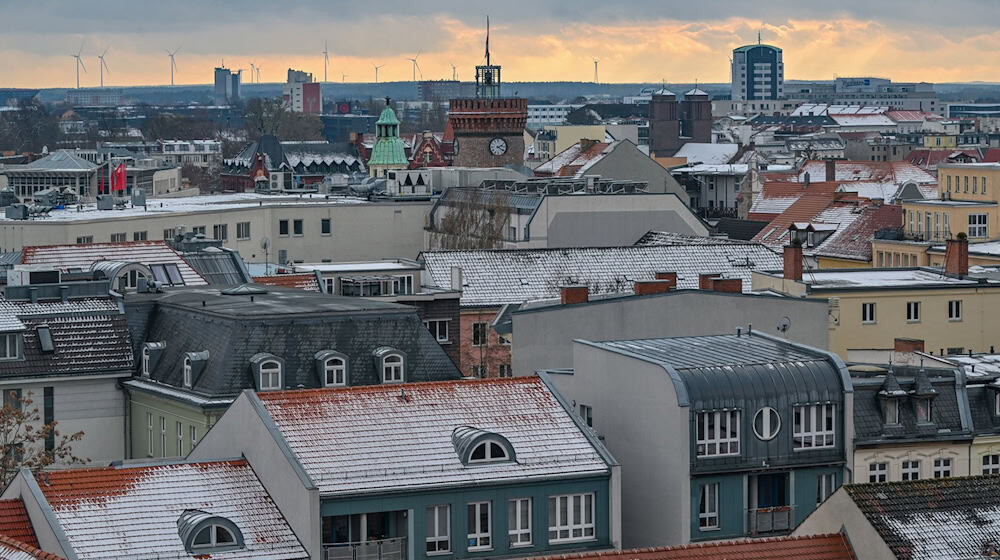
[489,137,508,156]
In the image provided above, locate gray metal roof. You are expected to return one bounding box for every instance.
[180,248,252,287]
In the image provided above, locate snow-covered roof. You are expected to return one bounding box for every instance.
[21,241,207,286]
[36,460,309,560]
[672,164,749,175]
[420,243,783,305]
[672,143,738,165]
[931,240,1000,257]
[829,114,896,127]
[291,261,420,273]
[749,194,800,216]
[787,268,997,290]
[256,377,612,496]
[286,153,360,169]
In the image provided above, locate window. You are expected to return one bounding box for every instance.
[279,220,289,236]
[470,441,509,463]
[817,473,836,505]
[861,302,876,324]
[884,399,900,425]
[213,224,228,241]
[192,525,238,550]
[146,413,153,457]
[177,421,183,456]
[423,319,449,343]
[163,228,176,241]
[467,501,492,551]
[934,458,952,478]
[150,264,185,286]
[548,493,595,542]
[472,365,486,378]
[160,416,166,458]
[869,462,888,483]
[697,484,719,530]
[984,177,988,195]
[76,235,93,244]
[965,176,969,192]
[0,334,19,359]
[974,176,978,193]
[293,219,303,236]
[324,357,346,387]
[948,300,962,321]
[906,301,921,322]
[321,218,331,235]
[695,410,740,457]
[983,454,1000,475]
[498,333,510,345]
[947,175,952,191]
[472,323,488,346]
[901,459,920,481]
[916,398,933,423]
[426,505,450,554]
[110,232,127,242]
[579,404,593,427]
[191,426,197,449]
[753,406,780,441]
[183,358,192,388]
[192,226,206,235]
[793,404,835,449]
[499,364,512,378]
[508,498,532,547]
[259,361,282,390]
[133,231,148,241]
[970,213,988,238]
[382,354,403,383]
[236,222,251,240]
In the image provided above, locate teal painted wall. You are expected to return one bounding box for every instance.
[792,466,842,526]
[320,476,610,560]
[689,474,745,541]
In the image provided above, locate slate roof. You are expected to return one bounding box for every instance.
[966,385,1000,436]
[851,368,968,445]
[531,533,855,560]
[0,500,38,549]
[0,298,133,379]
[843,476,1000,560]
[420,243,783,306]
[251,274,320,292]
[711,218,770,241]
[130,286,460,398]
[36,460,308,560]
[672,143,737,165]
[255,376,613,496]
[228,134,292,171]
[19,151,96,172]
[21,242,207,286]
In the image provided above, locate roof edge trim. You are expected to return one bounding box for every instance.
[244,390,318,490]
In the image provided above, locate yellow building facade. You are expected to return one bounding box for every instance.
[922,135,957,149]
[854,442,970,482]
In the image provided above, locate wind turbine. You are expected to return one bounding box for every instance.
[407,51,422,82]
[256,66,261,83]
[70,44,86,89]
[249,62,256,83]
[322,40,329,82]
[449,62,457,81]
[341,73,349,83]
[166,46,181,86]
[96,48,110,88]
[593,58,599,84]
[373,64,384,84]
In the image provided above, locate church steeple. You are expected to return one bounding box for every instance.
[368,98,407,178]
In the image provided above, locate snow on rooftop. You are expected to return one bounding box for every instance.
[798,268,990,289]
[21,241,207,286]
[749,194,800,216]
[292,261,419,273]
[672,143,738,165]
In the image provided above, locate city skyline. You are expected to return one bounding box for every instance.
[1,0,999,88]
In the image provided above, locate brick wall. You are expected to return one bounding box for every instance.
[459,308,512,378]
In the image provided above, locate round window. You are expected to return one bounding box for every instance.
[753,407,781,441]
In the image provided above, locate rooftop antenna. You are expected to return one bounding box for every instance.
[593,58,599,84]
[758,27,762,45]
[71,43,86,89]
[97,47,110,88]
[485,15,490,66]
[373,64,384,84]
[166,46,181,86]
[322,40,329,82]
[407,51,422,82]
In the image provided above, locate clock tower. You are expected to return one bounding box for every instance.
[448,18,526,168]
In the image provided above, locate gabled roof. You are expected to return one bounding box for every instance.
[36,460,308,560]
[530,533,855,560]
[420,243,783,306]
[0,499,38,549]
[671,143,737,165]
[21,242,207,286]
[21,151,96,172]
[534,140,609,177]
[812,204,903,262]
[228,134,291,171]
[0,536,62,560]
[255,376,613,496]
[843,475,1000,560]
[251,274,320,292]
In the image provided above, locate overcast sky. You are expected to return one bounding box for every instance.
[2,0,999,88]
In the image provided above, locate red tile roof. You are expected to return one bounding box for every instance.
[0,535,63,560]
[907,149,982,169]
[814,203,904,262]
[983,148,1000,163]
[0,499,38,549]
[252,274,320,292]
[531,534,856,560]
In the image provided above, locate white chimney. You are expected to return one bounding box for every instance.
[450,266,463,291]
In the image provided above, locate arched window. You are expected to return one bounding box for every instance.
[324,357,346,387]
[383,354,403,383]
[260,360,282,390]
[469,440,509,463]
[193,524,237,549]
[183,357,192,388]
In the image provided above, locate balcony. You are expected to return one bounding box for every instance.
[906,229,951,242]
[747,506,795,535]
[324,537,407,560]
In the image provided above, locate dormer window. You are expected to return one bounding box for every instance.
[142,341,166,377]
[452,426,516,465]
[325,357,346,387]
[36,325,53,353]
[470,440,509,463]
[995,393,1000,416]
[383,354,403,383]
[142,347,150,377]
[885,399,900,425]
[178,510,244,554]
[260,361,282,390]
[916,398,933,424]
[0,333,20,360]
[183,357,192,388]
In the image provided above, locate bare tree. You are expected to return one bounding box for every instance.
[431,195,513,250]
[0,391,87,486]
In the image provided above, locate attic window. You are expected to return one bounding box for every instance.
[452,426,516,466]
[142,347,150,377]
[324,357,346,387]
[178,510,244,554]
[183,357,192,388]
[36,325,53,353]
[470,441,509,463]
[382,354,403,383]
[260,361,282,390]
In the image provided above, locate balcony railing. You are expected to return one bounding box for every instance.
[906,229,952,242]
[324,537,406,560]
[747,506,795,535]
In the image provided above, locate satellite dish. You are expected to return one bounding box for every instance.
[777,316,792,334]
[260,236,270,250]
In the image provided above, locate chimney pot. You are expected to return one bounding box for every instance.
[894,337,925,353]
[634,280,673,296]
[654,271,678,288]
[560,284,589,305]
[825,159,836,182]
[944,236,969,277]
[699,273,722,290]
[783,244,804,281]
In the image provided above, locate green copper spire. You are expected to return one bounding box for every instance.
[368,97,407,177]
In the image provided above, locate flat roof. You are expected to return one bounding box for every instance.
[939,163,1000,170]
[904,199,996,207]
[292,261,421,273]
[774,267,997,290]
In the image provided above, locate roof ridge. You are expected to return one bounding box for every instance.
[257,376,540,400]
[530,533,850,559]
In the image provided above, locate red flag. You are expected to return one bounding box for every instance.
[112,163,126,192]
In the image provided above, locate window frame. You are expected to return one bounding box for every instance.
[508,497,532,548]
[885,399,900,425]
[906,301,921,323]
[236,221,251,240]
[160,416,167,458]
[382,353,403,383]
[191,524,238,550]
[861,302,876,324]
[792,404,836,450]
[933,457,952,478]
[698,484,719,531]
[969,213,988,238]
[948,300,962,321]
[183,357,192,388]
[292,219,304,236]
[321,218,332,236]
[498,364,512,378]
[548,493,596,543]
[695,410,741,457]
[323,357,346,387]
[915,398,933,424]
[466,501,492,551]
[816,473,836,506]
[176,421,184,456]
[469,440,510,464]
[259,360,283,391]
[146,412,153,457]
[983,454,1000,475]
[278,219,289,236]
[425,504,451,555]
[869,462,888,483]
[901,459,920,481]
[752,406,780,441]
[423,319,450,343]
[0,333,20,360]
[472,323,488,347]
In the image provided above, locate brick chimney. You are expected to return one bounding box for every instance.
[699,273,722,290]
[654,271,678,289]
[894,338,925,353]
[825,159,836,182]
[783,243,803,281]
[634,280,673,296]
[710,278,743,293]
[944,235,969,277]
[560,285,589,305]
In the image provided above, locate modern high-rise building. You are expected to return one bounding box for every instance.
[731,44,784,101]
[283,68,322,114]
[213,67,241,105]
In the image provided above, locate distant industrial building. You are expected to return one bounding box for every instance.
[283,68,321,114]
[65,88,124,107]
[787,77,940,114]
[526,104,583,129]
[417,80,471,101]
[731,44,784,101]
[213,67,241,105]
[948,103,1000,118]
